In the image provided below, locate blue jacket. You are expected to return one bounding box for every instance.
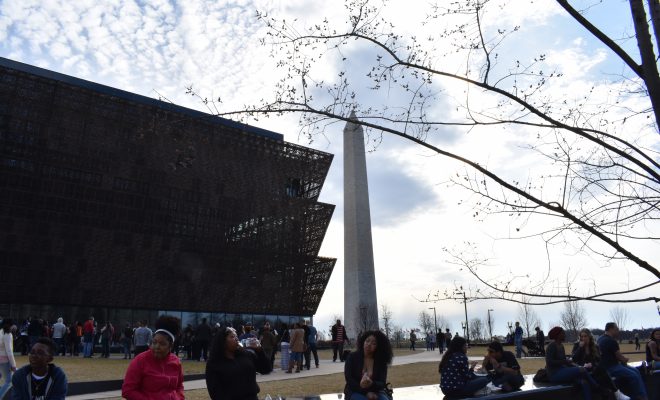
[11,364,67,400]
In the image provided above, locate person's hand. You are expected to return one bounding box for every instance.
[366,392,378,400]
[360,373,373,389]
[10,366,16,372]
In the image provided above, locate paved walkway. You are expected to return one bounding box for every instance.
[68,350,458,399]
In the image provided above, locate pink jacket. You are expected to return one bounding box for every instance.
[122,350,184,400]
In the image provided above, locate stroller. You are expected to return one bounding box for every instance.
[523,338,545,356]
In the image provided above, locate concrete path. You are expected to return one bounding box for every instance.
[67,349,456,399]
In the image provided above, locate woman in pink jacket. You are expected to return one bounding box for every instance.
[122,315,184,400]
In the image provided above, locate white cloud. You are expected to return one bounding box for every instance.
[1,0,657,335]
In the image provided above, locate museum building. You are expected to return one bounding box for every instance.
[0,57,336,328]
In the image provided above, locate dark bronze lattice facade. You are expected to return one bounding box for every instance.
[0,57,336,319]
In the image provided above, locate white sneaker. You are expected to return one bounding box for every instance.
[614,390,630,400]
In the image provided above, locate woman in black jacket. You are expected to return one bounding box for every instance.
[344,330,393,400]
[205,327,270,400]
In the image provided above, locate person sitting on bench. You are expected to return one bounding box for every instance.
[546,326,598,400]
[440,336,489,397]
[481,341,524,392]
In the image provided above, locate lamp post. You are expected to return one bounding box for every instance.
[461,321,467,338]
[455,290,470,343]
[487,309,494,341]
[428,307,438,334]
[507,321,513,335]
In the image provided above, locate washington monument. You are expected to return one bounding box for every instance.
[343,111,379,341]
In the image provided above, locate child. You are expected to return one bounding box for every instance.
[11,337,67,400]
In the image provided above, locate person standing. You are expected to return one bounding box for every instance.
[133,320,153,356]
[513,322,524,358]
[332,320,347,362]
[598,323,648,400]
[100,322,114,358]
[287,322,304,373]
[27,317,43,351]
[195,318,212,362]
[121,323,134,360]
[444,329,452,353]
[82,316,95,358]
[0,318,17,399]
[436,329,444,353]
[409,330,417,351]
[634,333,640,351]
[535,326,545,356]
[259,323,277,371]
[51,318,67,357]
[304,321,320,369]
[301,321,311,370]
[182,324,194,360]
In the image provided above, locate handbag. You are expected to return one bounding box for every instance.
[532,368,549,382]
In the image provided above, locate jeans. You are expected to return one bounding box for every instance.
[53,337,64,356]
[305,342,319,368]
[442,376,490,397]
[348,393,390,400]
[0,362,12,399]
[514,338,523,358]
[83,333,94,357]
[607,364,648,399]
[550,367,596,400]
[122,338,132,359]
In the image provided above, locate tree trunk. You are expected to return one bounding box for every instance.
[630,0,660,131]
[647,0,660,53]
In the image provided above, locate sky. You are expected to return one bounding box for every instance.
[1,0,659,339]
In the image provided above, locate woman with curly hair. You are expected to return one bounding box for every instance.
[122,315,183,400]
[439,336,489,397]
[344,330,393,400]
[205,326,270,400]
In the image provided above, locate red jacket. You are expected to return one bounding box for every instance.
[83,320,94,334]
[122,350,184,400]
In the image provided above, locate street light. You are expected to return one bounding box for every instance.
[455,290,470,343]
[428,307,438,334]
[461,321,467,338]
[487,309,494,341]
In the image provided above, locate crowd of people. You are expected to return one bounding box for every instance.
[0,314,657,400]
[438,322,658,400]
